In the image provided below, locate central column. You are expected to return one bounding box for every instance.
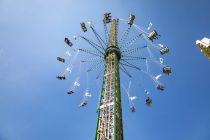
[95,19,123,140]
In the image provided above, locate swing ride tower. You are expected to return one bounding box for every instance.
[57,13,171,140]
[95,19,123,140]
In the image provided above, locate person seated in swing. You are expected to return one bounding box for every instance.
[163,66,171,74]
[67,90,74,95]
[148,30,160,42]
[146,97,152,106]
[130,106,136,112]
[128,14,135,26]
[56,75,65,80]
[79,101,87,107]
[64,38,73,47]
[104,13,112,24]
[160,47,169,55]
[57,57,65,63]
[157,84,165,91]
[80,22,87,32]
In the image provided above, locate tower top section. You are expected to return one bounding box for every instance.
[105,19,121,60]
[108,19,118,48]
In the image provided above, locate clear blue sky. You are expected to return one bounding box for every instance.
[0,0,210,140]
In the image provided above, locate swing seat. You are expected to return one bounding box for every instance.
[157,84,164,91]
[80,22,87,32]
[146,97,152,106]
[104,13,111,24]
[163,66,171,74]
[196,38,210,59]
[57,57,65,63]
[56,75,65,80]
[67,90,74,95]
[130,106,136,112]
[79,101,87,107]
[148,30,160,42]
[160,47,169,55]
[128,14,135,25]
[64,38,73,47]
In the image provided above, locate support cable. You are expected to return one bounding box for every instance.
[146,59,149,73]
[80,36,105,54]
[120,33,143,50]
[119,26,131,47]
[103,21,109,44]
[147,58,167,67]
[96,66,104,79]
[141,70,162,86]
[133,24,149,35]
[60,50,79,76]
[121,55,146,59]
[122,60,161,86]
[119,65,132,78]
[68,62,82,92]
[121,56,146,61]
[121,45,147,56]
[81,57,103,63]
[87,60,104,72]
[90,25,106,49]
[122,82,135,108]
[147,44,163,50]
[79,48,103,58]
[120,62,141,71]
[120,60,142,71]
[146,44,154,58]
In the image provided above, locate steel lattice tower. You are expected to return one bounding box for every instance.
[95,19,123,140]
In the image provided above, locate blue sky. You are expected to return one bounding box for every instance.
[0,0,210,140]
